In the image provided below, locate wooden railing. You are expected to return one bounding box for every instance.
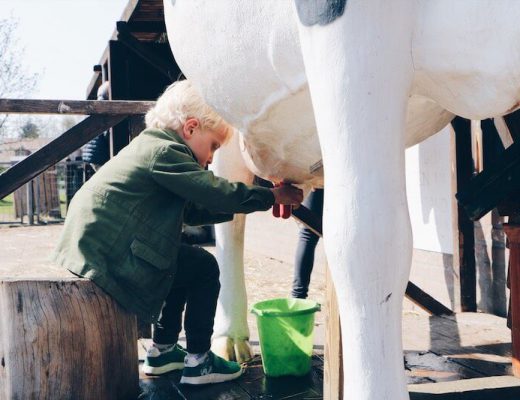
[0,99,155,199]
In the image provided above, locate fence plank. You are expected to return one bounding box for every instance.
[0,99,155,115]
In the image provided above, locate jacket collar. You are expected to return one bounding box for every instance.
[163,128,197,160]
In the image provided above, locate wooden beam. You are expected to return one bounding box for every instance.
[450,124,462,313]
[84,0,136,95]
[108,41,131,156]
[118,0,140,25]
[324,266,343,400]
[116,21,175,81]
[453,116,477,312]
[292,205,323,237]
[87,46,110,98]
[456,141,520,220]
[127,20,166,33]
[0,115,127,199]
[503,223,520,377]
[0,99,155,115]
[504,109,520,142]
[86,66,102,100]
[406,282,454,316]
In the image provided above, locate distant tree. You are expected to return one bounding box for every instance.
[19,120,40,139]
[0,16,40,137]
[59,116,82,133]
[41,115,82,138]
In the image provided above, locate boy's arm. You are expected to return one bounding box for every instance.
[183,202,234,226]
[150,145,275,214]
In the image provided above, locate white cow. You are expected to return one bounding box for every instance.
[164,1,518,399]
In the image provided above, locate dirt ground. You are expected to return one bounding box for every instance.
[0,210,327,347]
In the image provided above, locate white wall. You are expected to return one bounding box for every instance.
[406,126,453,255]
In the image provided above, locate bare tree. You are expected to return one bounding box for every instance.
[0,16,40,137]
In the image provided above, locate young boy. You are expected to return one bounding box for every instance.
[53,80,302,385]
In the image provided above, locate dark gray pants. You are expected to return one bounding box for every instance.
[153,244,220,353]
[292,189,323,299]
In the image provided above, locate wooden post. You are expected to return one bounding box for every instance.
[452,116,477,312]
[503,223,520,377]
[0,276,139,400]
[324,266,343,400]
[109,41,131,157]
[26,180,34,225]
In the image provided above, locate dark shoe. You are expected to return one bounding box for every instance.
[142,344,187,375]
[180,351,243,385]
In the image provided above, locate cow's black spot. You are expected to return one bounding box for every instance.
[295,0,347,27]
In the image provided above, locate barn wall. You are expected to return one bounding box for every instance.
[406,126,454,254]
[405,126,456,311]
[404,124,508,316]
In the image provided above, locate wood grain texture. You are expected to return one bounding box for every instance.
[0,279,138,400]
[117,21,175,81]
[452,117,477,312]
[406,282,454,316]
[324,266,342,400]
[0,99,155,115]
[503,223,520,377]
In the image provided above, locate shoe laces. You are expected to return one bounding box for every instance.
[146,346,161,357]
[147,343,175,357]
[185,352,209,367]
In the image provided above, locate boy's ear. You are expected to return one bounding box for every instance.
[182,118,200,139]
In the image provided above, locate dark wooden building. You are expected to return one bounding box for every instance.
[85,0,181,157]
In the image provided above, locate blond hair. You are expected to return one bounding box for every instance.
[145,80,232,142]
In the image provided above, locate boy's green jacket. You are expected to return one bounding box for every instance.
[53,128,275,322]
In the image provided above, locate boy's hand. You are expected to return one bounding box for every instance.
[270,184,303,206]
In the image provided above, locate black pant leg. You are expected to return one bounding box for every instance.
[152,264,188,345]
[153,244,220,353]
[183,245,220,353]
[292,189,324,299]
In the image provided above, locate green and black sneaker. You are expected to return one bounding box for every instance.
[180,351,243,385]
[142,344,187,375]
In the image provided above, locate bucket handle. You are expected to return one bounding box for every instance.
[251,302,321,317]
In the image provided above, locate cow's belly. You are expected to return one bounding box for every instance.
[412,0,520,120]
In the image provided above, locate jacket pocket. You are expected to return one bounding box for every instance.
[130,238,172,270]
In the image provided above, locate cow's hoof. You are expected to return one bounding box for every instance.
[211,336,253,363]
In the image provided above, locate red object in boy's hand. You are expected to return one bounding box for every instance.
[272,203,281,217]
[272,183,281,217]
[271,182,293,219]
[281,204,292,219]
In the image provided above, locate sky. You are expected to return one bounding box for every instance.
[0,0,128,100]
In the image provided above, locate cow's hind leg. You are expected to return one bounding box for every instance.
[210,131,255,363]
[296,1,415,399]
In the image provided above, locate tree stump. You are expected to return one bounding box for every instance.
[0,272,138,400]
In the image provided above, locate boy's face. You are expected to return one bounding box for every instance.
[181,118,227,168]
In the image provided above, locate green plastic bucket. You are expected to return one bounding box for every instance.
[251,298,321,377]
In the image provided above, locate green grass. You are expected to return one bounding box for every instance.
[0,193,15,218]
[0,192,68,221]
[0,193,14,207]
